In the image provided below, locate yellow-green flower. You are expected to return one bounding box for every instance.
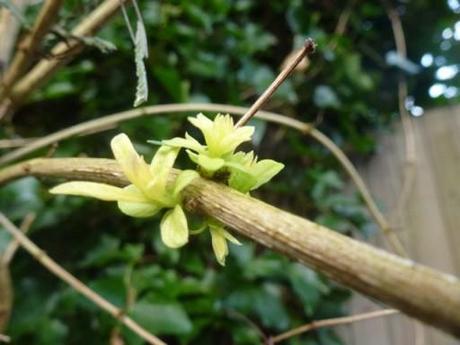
[50,133,198,249]
[208,222,241,266]
[163,113,254,174]
[226,151,285,193]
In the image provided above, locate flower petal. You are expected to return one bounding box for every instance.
[118,201,161,218]
[187,151,225,173]
[160,205,189,248]
[188,113,213,132]
[250,159,284,190]
[116,185,161,217]
[222,229,242,245]
[173,170,199,198]
[209,226,228,266]
[111,133,152,191]
[162,133,204,153]
[49,181,147,202]
[220,125,254,154]
[149,145,179,193]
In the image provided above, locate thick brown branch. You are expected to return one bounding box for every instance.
[1,157,459,337]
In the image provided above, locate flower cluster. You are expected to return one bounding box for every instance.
[50,113,284,265]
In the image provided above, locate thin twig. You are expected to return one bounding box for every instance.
[0,137,37,149]
[0,0,63,97]
[0,212,166,345]
[119,0,135,43]
[0,103,405,255]
[382,0,417,243]
[2,212,36,264]
[235,38,316,127]
[328,0,357,51]
[269,309,398,344]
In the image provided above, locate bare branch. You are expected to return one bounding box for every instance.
[235,38,316,127]
[381,0,417,233]
[1,158,460,337]
[2,212,36,264]
[0,0,64,96]
[269,309,398,344]
[0,212,166,345]
[0,137,37,149]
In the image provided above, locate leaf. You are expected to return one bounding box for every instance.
[288,263,329,316]
[160,205,189,248]
[133,20,149,107]
[129,301,192,335]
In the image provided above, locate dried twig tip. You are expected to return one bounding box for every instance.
[304,37,317,54]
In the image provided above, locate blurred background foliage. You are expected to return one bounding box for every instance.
[0,0,459,344]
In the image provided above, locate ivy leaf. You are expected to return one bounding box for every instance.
[129,301,193,335]
[133,20,149,107]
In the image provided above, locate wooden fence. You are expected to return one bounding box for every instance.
[343,105,460,344]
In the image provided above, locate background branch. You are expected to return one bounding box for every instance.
[0,0,63,97]
[0,0,128,119]
[0,157,459,337]
[0,211,166,345]
[269,309,398,344]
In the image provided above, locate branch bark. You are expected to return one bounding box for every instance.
[1,157,459,337]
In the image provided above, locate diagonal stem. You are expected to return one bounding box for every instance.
[0,212,166,345]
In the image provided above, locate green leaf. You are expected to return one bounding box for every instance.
[160,205,189,248]
[129,302,193,335]
[288,263,329,316]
